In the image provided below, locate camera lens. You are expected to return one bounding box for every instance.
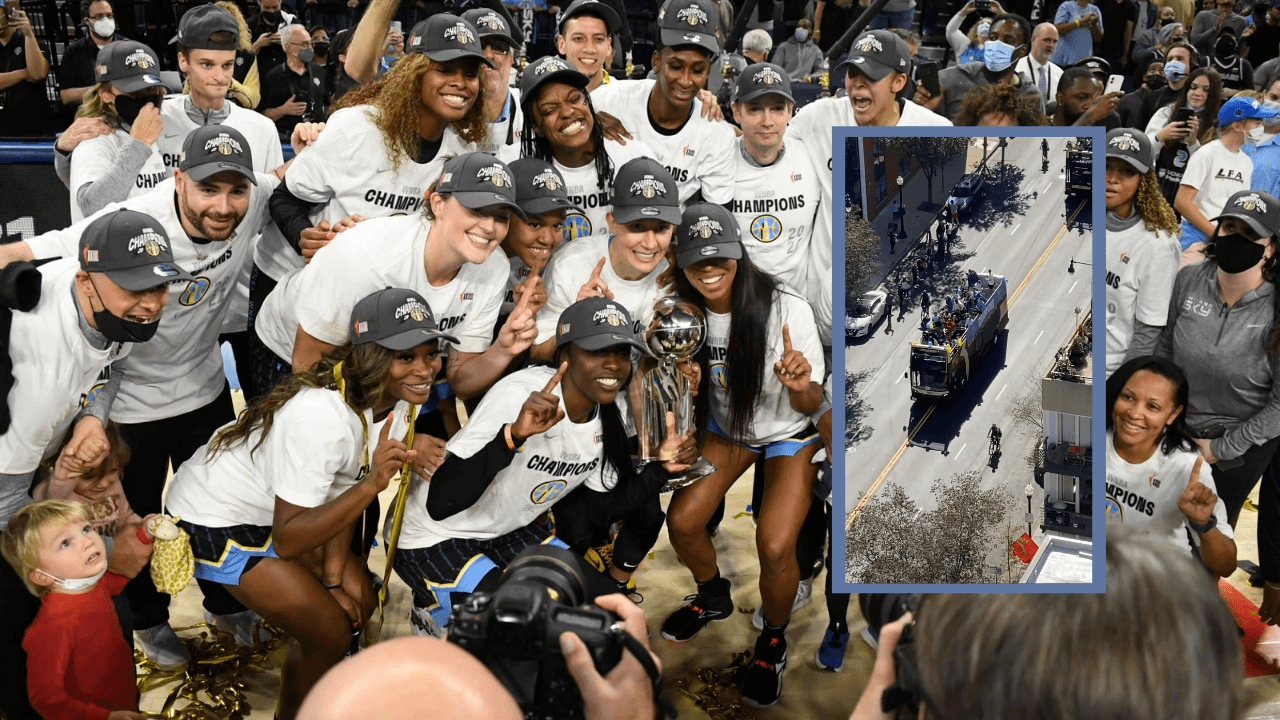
[502,544,590,608]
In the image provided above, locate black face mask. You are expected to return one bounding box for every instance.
[262,10,282,24]
[1159,17,1173,26]
[314,41,330,56]
[87,276,161,343]
[1216,37,1237,58]
[1145,73,1167,90]
[1214,231,1268,274]
[113,93,160,129]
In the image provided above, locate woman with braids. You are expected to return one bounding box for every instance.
[662,204,825,709]
[953,81,1049,126]
[165,288,455,720]
[519,55,657,243]
[1104,128,1183,376]
[1155,188,1280,530]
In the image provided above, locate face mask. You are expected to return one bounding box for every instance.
[37,565,107,592]
[297,47,315,63]
[89,17,114,38]
[314,41,330,56]
[1249,125,1267,142]
[976,20,992,38]
[794,27,809,43]
[1145,73,1167,90]
[983,39,1018,73]
[1165,60,1187,83]
[1214,231,1268,273]
[262,10,282,24]
[1216,36,1237,58]
[112,93,159,129]
[88,276,161,343]
[1159,17,1173,26]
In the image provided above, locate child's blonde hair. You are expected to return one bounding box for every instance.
[1,500,94,597]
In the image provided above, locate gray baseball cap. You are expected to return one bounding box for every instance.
[555,297,647,352]
[1212,190,1280,239]
[79,209,193,291]
[350,287,460,350]
[1105,128,1153,173]
[609,158,682,225]
[437,152,528,221]
[675,203,743,268]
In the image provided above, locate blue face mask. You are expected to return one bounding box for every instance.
[1165,60,1188,83]
[983,39,1018,72]
[795,27,809,43]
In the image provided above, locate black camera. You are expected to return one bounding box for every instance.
[449,545,625,720]
[860,594,933,719]
[0,260,41,312]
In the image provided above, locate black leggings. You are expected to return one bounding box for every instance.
[1212,436,1280,526]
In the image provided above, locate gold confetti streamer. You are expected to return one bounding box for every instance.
[673,650,757,720]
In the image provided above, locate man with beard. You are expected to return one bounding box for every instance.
[464,6,523,164]
[1013,22,1063,113]
[1052,65,1122,126]
[0,125,294,670]
[915,13,1038,122]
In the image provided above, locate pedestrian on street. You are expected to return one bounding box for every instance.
[921,289,931,318]
[911,263,919,286]
[897,285,908,319]
[885,293,894,333]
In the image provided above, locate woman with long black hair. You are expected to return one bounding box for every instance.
[663,204,825,709]
[165,287,455,720]
[391,298,696,636]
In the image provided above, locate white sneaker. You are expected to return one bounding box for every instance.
[409,606,446,638]
[752,578,814,631]
[204,608,263,645]
[135,623,189,669]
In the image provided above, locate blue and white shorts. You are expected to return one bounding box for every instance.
[179,520,278,586]
[707,416,821,459]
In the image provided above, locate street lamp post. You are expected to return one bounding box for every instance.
[1024,482,1036,537]
[896,175,905,239]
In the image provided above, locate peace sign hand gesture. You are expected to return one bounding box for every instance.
[577,257,614,301]
[773,325,812,393]
[510,363,569,442]
[365,411,416,494]
[497,274,540,355]
[1177,457,1217,527]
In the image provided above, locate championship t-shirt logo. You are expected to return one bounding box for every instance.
[691,216,723,239]
[532,169,562,191]
[1235,192,1268,213]
[125,49,154,69]
[631,175,666,198]
[395,299,430,323]
[592,305,625,327]
[476,12,505,31]
[129,229,168,257]
[478,164,513,188]
[754,67,783,85]
[854,35,883,54]
[1108,132,1140,152]
[677,6,709,26]
[444,23,475,45]
[205,133,244,156]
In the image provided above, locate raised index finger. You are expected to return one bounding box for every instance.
[544,361,569,394]
[1188,456,1203,490]
[590,256,606,281]
[782,324,793,354]
[378,410,394,443]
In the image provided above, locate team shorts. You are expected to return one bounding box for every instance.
[706,416,820,459]
[393,521,568,629]
[178,520,278,586]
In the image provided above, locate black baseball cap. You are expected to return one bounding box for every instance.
[95,41,165,94]
[179,125,257,184]
[675,203,743,268]
[1212,190,1280,239]
[462,6,524,49]
[510,158,583,216]
[350,287,460,350]
[658,0,719,57]
[437,152,528,221]
[555,297,648,352]
[557,0,621,36]
[80,209,193,291]
[610,158,682,225]
[1105,128,1153,173]
[175,5,239,51]
[519,55,590,112]
[1074,56,1112,80]
[733,62,793,104]
[837,30,911,81]
[407,14,494,68]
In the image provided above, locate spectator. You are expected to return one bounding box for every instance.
[326,27,357,107]
[1103,127,1182,374]
[1210,27,1253,97]
[1051,0,1105,66]
[1098,0,1139,72]
[58,0,125,108]
[1246,81,1280,188]
[918,13,1037,122]
[1131,3,1178,55]
[1137,39,1197,126]
[1014,21,1064,112]
[954,79,1052,123]
[870,0,919,30]
[1252,1,1280,68]
[1132,20,1187,75]
[556,0,621,92]
[1190,0,1248,57]
[1116,59,1167,126]
[1052,64,1123,125]
[1174,95,1274,253]
[247,0,296,74]
[463,6,523,164]
[0,5,52,137]
[1146,66,1220,158]
[376,24,403,77]
[1163,0,1197,28]
[772,18,822,81]
[812,0,858,52]
[212,1,262,110]
[947,1,1002,65]
[741,28,772,63]
[260,24,327,141]
[311,25,330,66]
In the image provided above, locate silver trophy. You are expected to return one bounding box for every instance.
[640,297,717,490]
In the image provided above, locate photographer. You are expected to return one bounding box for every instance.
[850,529,1244,720]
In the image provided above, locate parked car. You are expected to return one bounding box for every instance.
[946,172,985,216]
[846,290,887,340]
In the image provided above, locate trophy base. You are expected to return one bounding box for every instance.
[660,458,718,493]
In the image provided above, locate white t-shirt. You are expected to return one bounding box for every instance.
[25,175,276,422]
[165,388,390,527]
[535,234,670,343]
[703,289,825,446]
[1105,430,1233,554]
[479,87,523,165]
[0,260,129,474]
[396,365,610,549]
[1105,222,1181,375]
[256,214,507,360]
[730,137,822,291]
[1179,139,1253,223]
[554,136,657,241]
[590,79,737,205]
[68,129,169,223]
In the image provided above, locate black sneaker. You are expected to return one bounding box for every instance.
[741,632,787,708]
[660,589,734,642]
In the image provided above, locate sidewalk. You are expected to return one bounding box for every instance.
[862,150,967,292]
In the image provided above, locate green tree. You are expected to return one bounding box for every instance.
[883,136,968,203]
[845,213,881,298]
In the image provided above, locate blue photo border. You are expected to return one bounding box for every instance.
[831,125,1106,594]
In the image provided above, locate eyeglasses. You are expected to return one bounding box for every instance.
[482,39,513,56]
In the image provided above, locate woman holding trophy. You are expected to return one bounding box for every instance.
[663,204,826,709]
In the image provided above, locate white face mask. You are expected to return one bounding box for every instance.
[90,17,115,38]
[37,565,107,591]
[1249,125,1267,142]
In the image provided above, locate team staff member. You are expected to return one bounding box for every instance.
[392,298,695,634]
[462,6,523,164]
[519,56,656,242]
[1,125,293,668]
[67,41,170,223]
[663,205,825,709]
[589,0,736,207]
[556,0,623,92]
[165,287,453,720]
[728,63,821,293]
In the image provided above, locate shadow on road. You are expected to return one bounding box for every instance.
[961,163,1030,234]
[903,330,1010,452]
[845,369,875,449]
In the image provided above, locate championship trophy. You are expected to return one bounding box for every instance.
[640,297,717,490]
